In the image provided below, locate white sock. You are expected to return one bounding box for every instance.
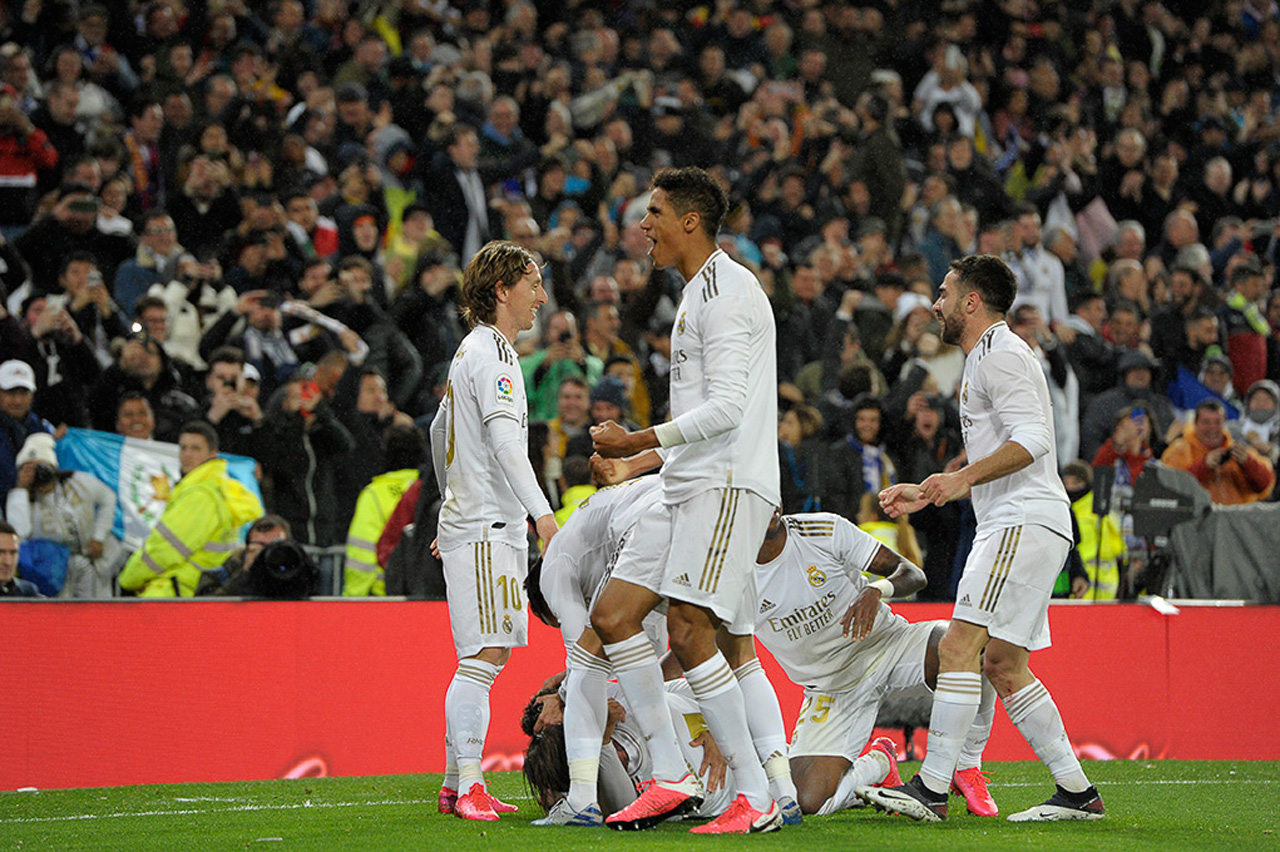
[685,652,771,811]
[732,658,797,803]
[956,675,997,771]
[816,752,889,815]
[1003,678,1090,793]
[602,632,688,782]
[918,671,982,794]
[563,643,610,809]
[445,658,500,791]
[443,736,459,792]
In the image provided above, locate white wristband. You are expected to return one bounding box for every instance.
[653,420,686,448]
[868,578,895,598]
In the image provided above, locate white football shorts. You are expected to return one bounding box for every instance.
[953,523,1070,652]
[789,619,936,760]
[442,539,529,659]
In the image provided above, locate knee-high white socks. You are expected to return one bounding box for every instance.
[684,652,772,811]
[732,658,798,803]
[602,632,689,782]
[917,671,983,793]
[563,644,611,810]
[1003,678,1090,792]
[445,658,500,792]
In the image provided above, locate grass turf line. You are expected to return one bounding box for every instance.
[1,761,1277,852]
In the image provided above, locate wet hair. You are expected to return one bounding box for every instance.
[947,254,1017,315]
[651,166,729,238]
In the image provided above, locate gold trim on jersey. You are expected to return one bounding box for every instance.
[699,489,740,593]
[789,518,836,538]
[978,525,1022,612]
[475,542,497,634]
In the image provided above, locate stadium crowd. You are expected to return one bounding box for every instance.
[1,0,1279,600]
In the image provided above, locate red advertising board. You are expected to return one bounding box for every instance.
[1,601,1275,790]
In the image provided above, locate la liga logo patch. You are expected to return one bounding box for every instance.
[496,375,514,400]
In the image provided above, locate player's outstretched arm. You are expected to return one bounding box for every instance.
[878,482,930,517]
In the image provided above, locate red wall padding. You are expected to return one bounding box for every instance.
[2,601,1275,789]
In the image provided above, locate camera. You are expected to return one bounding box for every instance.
[558,330,572,344]
[222,377,238,390]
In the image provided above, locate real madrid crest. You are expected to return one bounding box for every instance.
[806,565,826,587]
[677,312,686,335]
[502,614,513,634]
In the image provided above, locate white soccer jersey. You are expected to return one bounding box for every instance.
[437,324,533,550]
[957,321,1071,539]
[662,249,780,506]
[754,513,911,693]
[539,475,663,640]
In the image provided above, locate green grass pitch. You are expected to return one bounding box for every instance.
[2,761,1276,851]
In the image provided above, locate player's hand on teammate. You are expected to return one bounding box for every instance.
[535,513,559,546]
[918,471,969,506]
[691,730,727,793]
[878,483,929,518]
[840,589,881,642]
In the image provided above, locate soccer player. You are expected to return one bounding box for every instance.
[753,511,997,817]
[590,166,785,834]
[523,679,737,822]
[525,473,796,827]
[864,255,1105,822]
[430,240,559,822]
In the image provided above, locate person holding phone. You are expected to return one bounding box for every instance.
[0,81,59,233]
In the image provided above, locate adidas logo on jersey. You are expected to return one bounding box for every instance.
[959,594,972,606]
[673,573,692,587]
[759,598,776,613]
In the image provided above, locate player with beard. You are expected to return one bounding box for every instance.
[864,255,1104,823]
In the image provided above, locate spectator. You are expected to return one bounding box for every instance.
[261,371,354,546]
[1080,349,1178,461]
[52,251,129,368]
[6,432,123,598]
[14,182,134,290]
[118,421,264,597]
[343,423,424,596]
[1063,291,1119,413]
[331,366,414,535]
[0,519,40,597]
[520,310,601,422]
[0,359,54,500]
[1160,399,1275,505]
[112,209,185,317]
[819,393,896,524]
[201,346,263,459]
[114,391,156,441]
[0,82,59,232]
[5,292,100,428]
[546,374,591,461]
[581,299,649,427]
[777,402,824,515]
[1007,206,1071,338]
[200,289,301,399]
[1233,380,1280,471]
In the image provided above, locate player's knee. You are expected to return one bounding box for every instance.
[589,604,631,644]
[796,781,832,815]
[935,629,980,672]
[981,652,1026,695]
